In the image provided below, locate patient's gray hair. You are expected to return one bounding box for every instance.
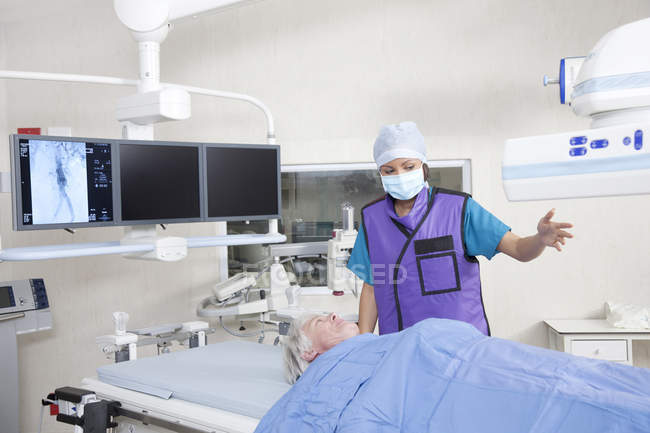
[282,314,317,384]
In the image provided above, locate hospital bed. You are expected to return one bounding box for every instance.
[51,340,290,433]
[50,231,361,433]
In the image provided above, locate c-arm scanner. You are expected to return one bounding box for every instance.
[196,203,361,334]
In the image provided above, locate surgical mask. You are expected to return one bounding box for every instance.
[380,169,426,200]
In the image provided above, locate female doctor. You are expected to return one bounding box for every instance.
[347,122,574,335]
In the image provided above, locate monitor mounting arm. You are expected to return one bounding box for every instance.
[113,0,180,139]
[113,0,261,140]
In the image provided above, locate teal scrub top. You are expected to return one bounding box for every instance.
[347,196,510,285]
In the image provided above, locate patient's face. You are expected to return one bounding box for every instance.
[302,313,359,361]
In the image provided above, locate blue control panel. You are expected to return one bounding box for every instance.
[635,130,643,150]
[590,139,608,149]
[30,278,49,310]
[569,136,588,146]
[569,147,587,157]
[567,129,645,158]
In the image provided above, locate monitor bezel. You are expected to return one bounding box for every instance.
[116,139,205,226]
[203,142,282,222]
[10,134,119,231]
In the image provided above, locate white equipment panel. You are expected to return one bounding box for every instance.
[503,123,650,201]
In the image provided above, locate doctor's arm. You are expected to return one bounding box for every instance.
[358,283,378,334]
[497,208,573,262]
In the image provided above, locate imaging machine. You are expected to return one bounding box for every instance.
[503,17,650,200]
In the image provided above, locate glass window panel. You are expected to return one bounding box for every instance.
[228,160,470,287]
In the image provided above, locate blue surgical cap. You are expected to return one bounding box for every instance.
[373,121,426,169]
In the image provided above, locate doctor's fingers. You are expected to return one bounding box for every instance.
[543,208,555,221]
[552,241,563,252]
[556,230,573,239]
[553,222,573,229]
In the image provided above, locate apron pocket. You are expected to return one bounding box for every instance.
[416,251,461,295]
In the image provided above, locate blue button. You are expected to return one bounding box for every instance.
[570,136,588,146]
[623,136,631,146]
[569,147,587,157]
[590,139,608,149]
[635,129,643,150]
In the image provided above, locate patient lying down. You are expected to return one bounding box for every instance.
[283,313,359,384]
[255,314,650,433]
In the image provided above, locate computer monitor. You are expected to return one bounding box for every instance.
[204,144,281,221]
[11,135,114,230]
[10,136,280,230]
[119,141,202,223]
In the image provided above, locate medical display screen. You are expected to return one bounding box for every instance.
[0,286,15,308]
[120,144,201,221]
[206,146,279,218]
[18,138,113,227]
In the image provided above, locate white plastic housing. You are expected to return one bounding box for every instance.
[116,87,191,125]
[562,57,585,106]
[572,18,650,119]
[268,263,290,311]
[96,333,138,346]
[181,321,210,332]
[213,274,256,301]
[122,236,188,262]
[327,229,358,292]
[114,0,171,33]
[197,298,269,317]
[502,122,650,201]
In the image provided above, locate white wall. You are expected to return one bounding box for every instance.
[1,1,650,432]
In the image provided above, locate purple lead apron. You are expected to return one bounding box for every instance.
[361,186,489,335]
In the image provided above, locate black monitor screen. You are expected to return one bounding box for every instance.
[206,146,279,218]
[0,286,14,308]
[18,138,113,227]
[120,144,201,221]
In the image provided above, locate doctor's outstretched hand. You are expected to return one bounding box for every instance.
[497,208,574,262]
[536,208,573,251]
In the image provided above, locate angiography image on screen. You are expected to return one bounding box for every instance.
[28,140,89,224]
